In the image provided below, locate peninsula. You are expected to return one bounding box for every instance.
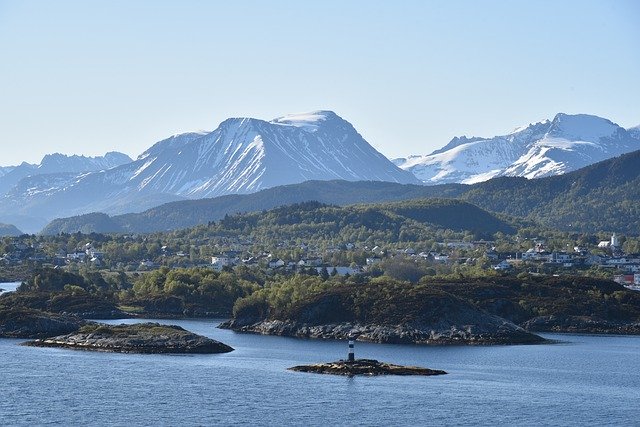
[222,281,546,345]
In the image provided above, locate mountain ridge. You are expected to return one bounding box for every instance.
[395,113,640,185]
[41,148,640,236]
[2,111,417,232]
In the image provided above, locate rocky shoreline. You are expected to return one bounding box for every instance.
[0,308,84,338]
[23,322,234,354]
[521,315,640,335]
[289,359,447,376]
[219,319,546,345]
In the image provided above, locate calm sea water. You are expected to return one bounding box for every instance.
[0,281,20,295]
[1,283,639,426]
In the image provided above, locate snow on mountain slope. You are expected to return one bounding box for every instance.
[0,166,14,178]
[397,114,640,184]
[627,125,640,140]
[0,152,132,196]
[38,152,132,174]
[0,111,418,226]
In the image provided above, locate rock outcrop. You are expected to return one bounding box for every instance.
[0,308,84,338]
[23,322,234,354]
[220,318,544,345]
[522,315,640,335]
[289,359,447,377]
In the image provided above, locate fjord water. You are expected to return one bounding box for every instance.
[0,282,20,295]
[2,318,639,425]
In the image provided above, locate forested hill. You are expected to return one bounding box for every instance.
[462,149,640,233]
[42,149,640,235]
[41,181,466,234]
[189,199,516,242]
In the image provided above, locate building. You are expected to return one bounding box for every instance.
[493,260,512,271]
[611,233,621,248]
[211,256,234,271]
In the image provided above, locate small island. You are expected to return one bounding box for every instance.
[23,322,234,354]
[289,359,447,377]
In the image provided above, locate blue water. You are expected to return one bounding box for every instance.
[1,286,639,425]
[0,281,20,295]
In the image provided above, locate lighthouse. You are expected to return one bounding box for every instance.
[348,338,355,362]
[611,233,620,248]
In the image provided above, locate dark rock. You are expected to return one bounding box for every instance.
[522,315,640,335]
[23,322,234,354]
[289,359,447,376]
[0,308,84,338]
[220,319,545,345]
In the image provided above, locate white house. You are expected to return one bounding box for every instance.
[493,260,512,270]
[211,256,233,271]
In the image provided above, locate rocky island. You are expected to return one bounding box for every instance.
[222,282,546,345]
[24,322,234,354]
[289,359,447,377]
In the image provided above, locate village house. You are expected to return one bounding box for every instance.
[493,260,512,271]
[211,255,235,271]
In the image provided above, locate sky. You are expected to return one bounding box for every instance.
[0,0,639,166]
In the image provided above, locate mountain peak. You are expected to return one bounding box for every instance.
[397,113,640,185]
[547,113,619,140]
[271,110,340,131]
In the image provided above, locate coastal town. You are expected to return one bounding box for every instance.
[1,231,639,290]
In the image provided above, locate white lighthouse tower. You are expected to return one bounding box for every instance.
[611,233,620,248]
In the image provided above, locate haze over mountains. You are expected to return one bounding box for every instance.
[42,148,640,236]
[394,113,640,184]
[1,110,638,235]
[0,111,418,233]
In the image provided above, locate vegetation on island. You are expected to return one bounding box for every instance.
[228,274,640,327]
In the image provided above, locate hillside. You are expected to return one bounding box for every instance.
[223,278,544,345]
[224,275,640,340]
[0,223,23,237]
[461,149,640,233]
[43,149,640,235]
[206,199,515,242]
[42,180,466,234]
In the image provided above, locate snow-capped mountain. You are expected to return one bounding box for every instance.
[396,113,640,184]
[0,152,132,196]
[119,110,416,197]
[37,152,132,174]
[1,111,418,231]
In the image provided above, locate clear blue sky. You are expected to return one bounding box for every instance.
[1,0,638,166]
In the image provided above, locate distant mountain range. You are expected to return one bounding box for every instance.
[0,152,132,232]
[3,110,639,235]
[42,148,640,236]
[394,113,640,184]
[2,111,417,233]
[0,223,23,237]
[0,152,132,196]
